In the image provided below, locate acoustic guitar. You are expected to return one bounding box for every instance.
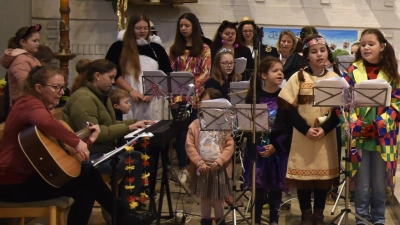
[18,120,92,188]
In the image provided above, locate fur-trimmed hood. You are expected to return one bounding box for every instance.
[116,30,162,45]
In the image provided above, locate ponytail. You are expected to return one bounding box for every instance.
[71,59,116,94]
[71,59,92,94]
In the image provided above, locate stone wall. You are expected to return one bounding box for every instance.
[2,0,400,81]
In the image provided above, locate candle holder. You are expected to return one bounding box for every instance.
[54,0,76,77]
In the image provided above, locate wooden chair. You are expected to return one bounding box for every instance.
[0,197,74,225]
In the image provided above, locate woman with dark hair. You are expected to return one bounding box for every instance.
[64,59,153,153]
[276,30,303,80]
[210,21,254,80]
[105,14,172,121]
[237,17,278,60]
[169,12,212,184]
[0,25,42,104]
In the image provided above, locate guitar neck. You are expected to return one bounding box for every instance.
[75,127,92,140]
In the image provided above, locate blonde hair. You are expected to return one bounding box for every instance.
[210,50,236,85]
[110,88,129,105]
[276,30,297,54]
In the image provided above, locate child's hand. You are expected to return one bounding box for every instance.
[306,128,319,140]
[210,162,221,172]
[313,127,325,140]
[259,144,276,158]
[143,96,153,102]
[198,163,209,175]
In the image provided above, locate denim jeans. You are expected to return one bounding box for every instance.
[354,150,386,224]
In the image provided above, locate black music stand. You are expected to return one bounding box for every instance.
[313,85,390,225]
[234,104,270,225]
[142,70,168,96]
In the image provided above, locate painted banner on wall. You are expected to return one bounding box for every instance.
[262,27,359,57]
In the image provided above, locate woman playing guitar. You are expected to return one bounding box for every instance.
[0,65,134,225]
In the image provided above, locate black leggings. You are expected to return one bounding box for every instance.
[297,188,329,211]
[255,188,282,224]
[0,163,113,225]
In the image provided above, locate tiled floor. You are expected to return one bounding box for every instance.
[25,150,399,225]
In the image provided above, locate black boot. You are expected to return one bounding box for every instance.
[200,218,213,225]
[300,209,313,225]
[216,218,226,225]
[313,209,326,225]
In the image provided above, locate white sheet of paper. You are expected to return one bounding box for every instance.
[230,81,250,89]
[279,79,287,88]
[313,77,350,106]
[354,79,391,107]
[235,57,247,74]
[235,104,269,132]
[201,98,233,130]
[170,71,194,77]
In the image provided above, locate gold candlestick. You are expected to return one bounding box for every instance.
[54,0,76,77]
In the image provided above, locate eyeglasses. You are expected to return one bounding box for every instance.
[242,30,254,34]
[44,85,66,93]
[134,27,149,31]
[220,62,235,67]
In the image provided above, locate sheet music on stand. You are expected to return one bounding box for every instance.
[142,70,168,96]
[235,104,269,132]
[354,79,391,107]
[229,81,249,105]
[200,98,235,131]
[313,76,350,107]
[170,72,195,97]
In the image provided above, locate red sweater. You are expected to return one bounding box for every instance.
[0,95,81,185]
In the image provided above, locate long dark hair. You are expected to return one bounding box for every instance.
[355,28,399,83]
[170,13,204,58]
[211,21,240,49]
[298,34,341,81]
[120,14,145,82]
[246,56,282,101]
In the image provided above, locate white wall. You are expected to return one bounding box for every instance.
[3,0,400,82]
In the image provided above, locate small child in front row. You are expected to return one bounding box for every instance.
[186,88,234,225]
[110,88,132,122]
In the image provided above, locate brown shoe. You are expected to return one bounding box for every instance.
[313,209,326,225]
[300,209,313,225]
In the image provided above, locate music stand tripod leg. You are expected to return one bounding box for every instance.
[328,111,373,225]
[216,139,251,225]
[330,180,346,215]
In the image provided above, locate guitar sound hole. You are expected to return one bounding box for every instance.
[58,140,71,155]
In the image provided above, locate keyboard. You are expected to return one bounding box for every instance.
[125,120,176,148]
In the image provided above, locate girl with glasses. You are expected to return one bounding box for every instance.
[204,49,240,100]
[210,21,254,80]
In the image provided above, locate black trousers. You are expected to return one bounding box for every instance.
[297,188,329,211]
[254,188,282,224]
[0,163,113,225]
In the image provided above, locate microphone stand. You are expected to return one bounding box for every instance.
[250,29,261,225]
